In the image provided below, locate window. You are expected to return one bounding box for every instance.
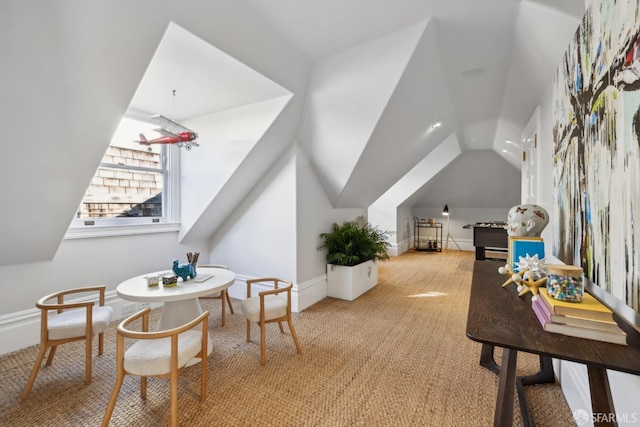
[69,115,180,233]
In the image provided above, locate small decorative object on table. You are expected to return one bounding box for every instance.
[145,275,160,287]
[187,252,200,275]
[162,273,178,287]
[546,264,583,302]
[499,253,548,297]
[172,259,196,282]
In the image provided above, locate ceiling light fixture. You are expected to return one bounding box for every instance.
[432,120,442,129]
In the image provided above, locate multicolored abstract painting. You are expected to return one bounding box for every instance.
[553,0,640,311]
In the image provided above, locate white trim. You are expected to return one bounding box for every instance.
[295,275,327,312]
[65,222,180,239]
[558,360,593,426]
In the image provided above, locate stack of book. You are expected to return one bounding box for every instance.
[532,288,627,345]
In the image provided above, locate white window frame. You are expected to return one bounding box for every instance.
[66,113,181,239]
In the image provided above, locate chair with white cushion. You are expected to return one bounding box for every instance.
[101,308,209,427]
[241,278,301,365]
[22,285,113,399]
[198,264,235,326]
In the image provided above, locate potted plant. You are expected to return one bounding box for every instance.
[319,216,391,300]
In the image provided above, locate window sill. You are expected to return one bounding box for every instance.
[64,222,181,240]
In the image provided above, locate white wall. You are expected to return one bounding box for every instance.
[295,144,335,281]
[208,145,297,281]
[181,96,293,233]
[404,150,521,213]
[369,133,462,252]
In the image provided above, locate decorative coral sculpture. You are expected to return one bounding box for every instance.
[499,254,548,298]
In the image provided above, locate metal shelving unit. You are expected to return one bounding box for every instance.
[413,218,443,251]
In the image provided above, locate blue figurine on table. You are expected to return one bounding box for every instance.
[172,259,196,281]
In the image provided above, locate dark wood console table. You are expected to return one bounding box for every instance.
[466,261,640,427]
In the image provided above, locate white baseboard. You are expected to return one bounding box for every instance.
[557,359,592,425]
[228,274,327,313]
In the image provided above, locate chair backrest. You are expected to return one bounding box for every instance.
[246,278,293,321]
[198,264,228,270]
[241,277,300,365]
[102,308,209,427]
[246,278,292,299]
[23,286,112,399]
[118,307,209,343]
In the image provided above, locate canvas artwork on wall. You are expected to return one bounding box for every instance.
[552,0,640,311]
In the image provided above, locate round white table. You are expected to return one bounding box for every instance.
[117,267,236,331]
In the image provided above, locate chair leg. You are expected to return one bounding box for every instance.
[85,334,92,384]
[101,371,125,427]
[140,377,147,399]
[22,345,48,399]
[260,321,266,366]
[226,291,235,314]
[170,367,179,427]
[221,291,226,327]
[277,321,285,333]
[98,331,105,355]
[287,319,302,354]
[200,350,207,401]
[45,346,57,366]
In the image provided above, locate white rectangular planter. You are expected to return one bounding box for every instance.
[327,260,378,301]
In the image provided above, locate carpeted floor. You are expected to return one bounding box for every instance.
[0,250,576,426]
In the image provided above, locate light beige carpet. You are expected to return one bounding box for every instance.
[0,250,575,426]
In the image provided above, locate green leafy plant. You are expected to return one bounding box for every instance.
[319,216,391,267]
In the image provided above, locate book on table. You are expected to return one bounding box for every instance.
[532,294,627,345]
[538,286,615,322]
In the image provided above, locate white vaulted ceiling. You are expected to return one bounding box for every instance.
[0,0,585,264]
[131,0,584,212]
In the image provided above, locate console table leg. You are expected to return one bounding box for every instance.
[516,355,555,427]
[519,355,555,385]
[588,365,617,427]
[494,348,517,427]
[480,344,501,375]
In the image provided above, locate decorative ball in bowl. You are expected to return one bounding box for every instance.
[162,274,178,287]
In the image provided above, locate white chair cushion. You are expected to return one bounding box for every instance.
[48,305,114,340]
[124,330,203,376]
[241,295,287,323]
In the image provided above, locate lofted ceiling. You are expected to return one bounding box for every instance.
[0,0,586,266]
[128,0,584,157]
[231,0,583,155]
[122,0,584,215]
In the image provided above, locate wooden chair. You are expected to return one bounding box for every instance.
[22,286,113,399]
[101,308,209,427]
[240,278,301,365]
[198,264,234,326]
